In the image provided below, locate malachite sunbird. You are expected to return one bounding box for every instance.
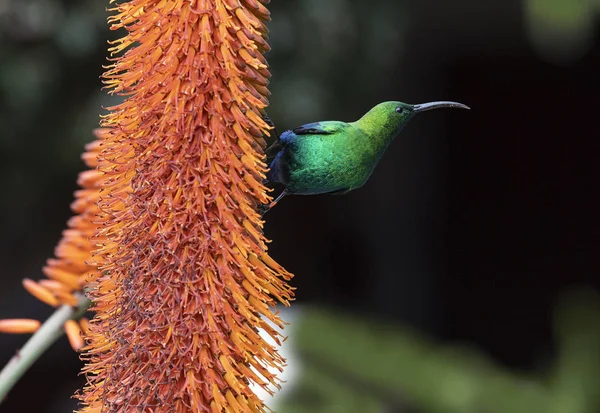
[263,100,470,212]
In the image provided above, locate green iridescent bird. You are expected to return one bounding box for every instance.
[264,100,469,211]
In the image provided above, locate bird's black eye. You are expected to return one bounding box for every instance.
[395,106,404,114]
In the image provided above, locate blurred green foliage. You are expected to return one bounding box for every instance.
[524,0,600,63]
[281,290,600,413]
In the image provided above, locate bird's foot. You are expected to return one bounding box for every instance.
[262,114,275,129]
[259,189,288,217]
[258,203,271,217]
[262,113,281,154]
[264,140,281,155]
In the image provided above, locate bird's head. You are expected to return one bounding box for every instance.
[357,100,470,137]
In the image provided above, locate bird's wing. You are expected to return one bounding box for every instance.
[279,121,347,145]
[292,121,347,136]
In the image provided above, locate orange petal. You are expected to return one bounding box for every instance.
[41,266,81,290]
[53,289,80,307]
[38,279,69,292]
[79,317,91,335]
[0,318,41,334]
[64,319,84,351]
[22,278,59,307]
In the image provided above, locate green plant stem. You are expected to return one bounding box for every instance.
[0,294,91,403]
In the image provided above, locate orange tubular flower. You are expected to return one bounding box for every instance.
[0,319,41,334]
[0,131,106,351]
[79,0,294,412]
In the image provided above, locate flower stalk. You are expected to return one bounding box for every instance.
[0,294,90,403]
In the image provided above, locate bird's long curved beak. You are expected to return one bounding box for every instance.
[412,101,470,113]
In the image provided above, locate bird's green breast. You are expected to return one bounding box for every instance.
[285,125,384,195]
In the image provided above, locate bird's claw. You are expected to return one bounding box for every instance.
[262,114,275,128]
[258,203,271,217]
[258,189,287,217]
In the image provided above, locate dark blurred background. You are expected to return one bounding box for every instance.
[0,1,598,412]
